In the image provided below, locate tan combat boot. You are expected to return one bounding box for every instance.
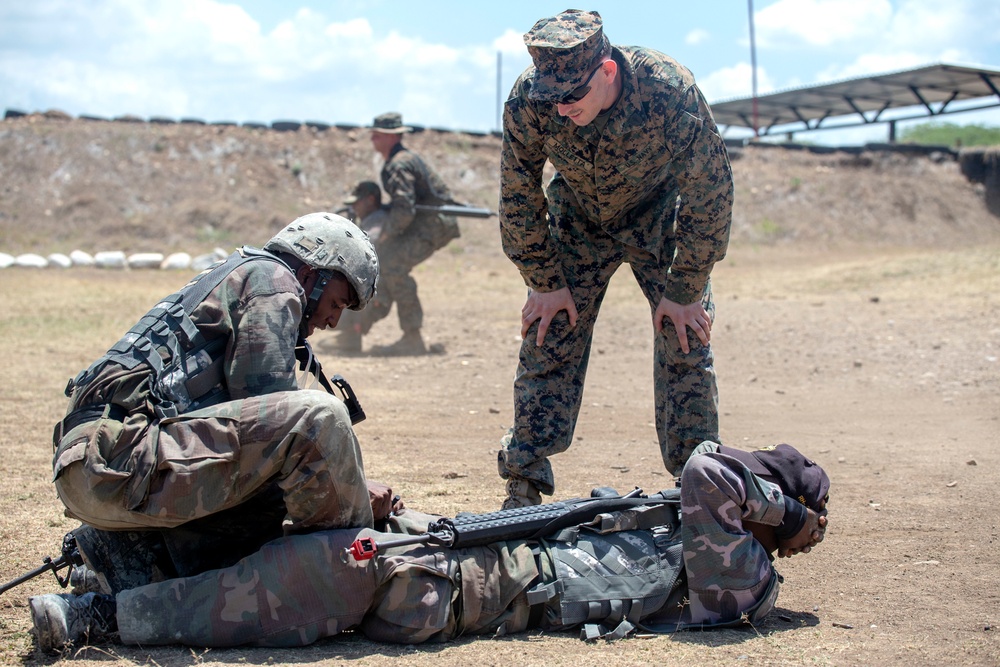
[501,478,542,510]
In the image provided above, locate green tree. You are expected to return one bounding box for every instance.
[898,122,1000,148]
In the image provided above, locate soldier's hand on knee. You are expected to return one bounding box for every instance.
[522,287,577,346]
[655,297,711,355]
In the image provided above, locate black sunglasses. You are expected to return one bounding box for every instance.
[557,62,605,105]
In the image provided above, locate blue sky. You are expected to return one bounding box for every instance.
[2,0,998,144]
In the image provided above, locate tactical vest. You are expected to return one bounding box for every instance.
[520,490,779,640]
[66,247,289,420]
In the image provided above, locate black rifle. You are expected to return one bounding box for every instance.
[0,532,83,596]
[415,204,495,218]
[345,487,681,561]
[335,204,495,221]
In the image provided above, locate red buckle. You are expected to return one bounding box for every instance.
[348,537,377,561]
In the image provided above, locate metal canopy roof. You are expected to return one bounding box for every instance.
[710,63,1000,136]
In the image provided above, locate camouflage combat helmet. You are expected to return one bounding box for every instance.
[265,212,379,311]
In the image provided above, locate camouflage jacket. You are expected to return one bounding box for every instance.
[59,250,305,467]
[669,448,785,626]
[380,143,459,243]
[500,46,734,304]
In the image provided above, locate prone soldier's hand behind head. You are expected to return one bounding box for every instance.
[778,501,828,558]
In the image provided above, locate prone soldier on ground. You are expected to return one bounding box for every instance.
[28,441,829,652]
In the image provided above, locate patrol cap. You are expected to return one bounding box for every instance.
[523,9,611,102]
[718,443,830,512]
[343,181,382,205]
[370,112,412,134]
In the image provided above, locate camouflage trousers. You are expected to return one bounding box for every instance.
[116,510,538,647]
[499,189,719,496]
[345,215,458,334]
[53,389,373,534]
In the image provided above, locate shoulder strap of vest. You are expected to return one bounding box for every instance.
[178,246,288,315]
[67,248,290,397]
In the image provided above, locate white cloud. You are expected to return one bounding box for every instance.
[755,0,892,48]
[752,0,999,125]
[754,0,998,63]
[494,28,527,55]
[699,62,776,102]
[881,0,999,61]
[0,0,516,130]
[685,29,710,46]
[818,53,942,83]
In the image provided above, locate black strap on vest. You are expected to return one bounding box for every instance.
[65,248,289,411]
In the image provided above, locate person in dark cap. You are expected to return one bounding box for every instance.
[330,181,392,354]
[331,112,460,356]
[29,441,827,651]
[497,9,735,508]
[341,180,388,239]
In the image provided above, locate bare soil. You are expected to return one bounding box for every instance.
[1,116,999,666]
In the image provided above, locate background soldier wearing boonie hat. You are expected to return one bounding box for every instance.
[332,112,460,356]
[496,10,735,508]
[29,441,829,651]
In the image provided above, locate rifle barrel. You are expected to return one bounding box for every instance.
[415,204,495,219]
[0,556,67,595]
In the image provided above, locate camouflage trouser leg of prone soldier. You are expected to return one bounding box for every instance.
[116,514,538,647]
[54,389,373,534]
[498,186,719,495]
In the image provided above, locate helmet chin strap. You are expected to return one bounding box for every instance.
[299,268,334,339]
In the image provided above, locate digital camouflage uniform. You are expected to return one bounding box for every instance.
[498,10,734,495]
[51,248,373,536]
[353,144,460,335]
[112,449,787,647]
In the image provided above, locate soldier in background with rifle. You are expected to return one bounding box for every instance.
[331,112,463,357]
[333,178,493,357]
[25,441,828,652]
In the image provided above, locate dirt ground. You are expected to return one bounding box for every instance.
[1,117,999,665]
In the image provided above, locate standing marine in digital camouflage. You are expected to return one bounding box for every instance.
[496,10,735,508]
[28,442,829,651]
[47,213,382,586]
[332,112,461,356]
